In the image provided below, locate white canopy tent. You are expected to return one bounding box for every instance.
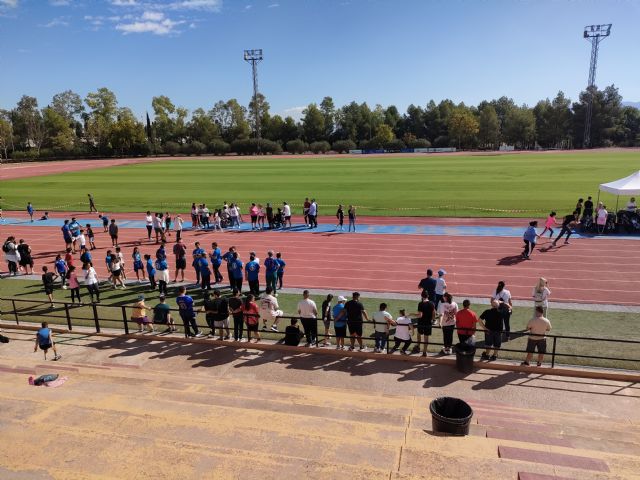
[598,171,640,211]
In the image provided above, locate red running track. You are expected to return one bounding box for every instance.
[3,220,640,306]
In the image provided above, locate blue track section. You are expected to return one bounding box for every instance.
[3,217,640,240]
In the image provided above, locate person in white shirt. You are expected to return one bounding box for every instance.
[521,307,552,367]
[77,230,87,250]
[438,293,458,355]
[434,269,447,309]
[372,303,395,353]
[260,287,283,332]
[491,281,512,341]
[152,214,163,243]
[175,214,183,242]
[532,277,551,317]
[297,290,318,347]
[390,309,413,355]
[282,202,292,228]
[308,199,318,229]
[229,203,240,229]
[145,211,153,240]
[82,262,100,303]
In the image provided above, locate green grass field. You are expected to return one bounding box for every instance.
[2,279,638,370]
[2,151,639,216]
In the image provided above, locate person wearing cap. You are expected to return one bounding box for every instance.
[418,269,437,303]
[336,292,369,352]
[434,269,447,310]
[332,296,348,350]
[153,295,176,333]
[131,295,154,333]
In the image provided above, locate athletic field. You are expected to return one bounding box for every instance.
[1,150,638,216]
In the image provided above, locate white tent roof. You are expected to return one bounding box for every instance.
[599,171,640,195]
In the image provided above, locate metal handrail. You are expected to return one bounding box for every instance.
[2,296,639,369]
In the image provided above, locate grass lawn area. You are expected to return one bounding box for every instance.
[1,151,639,217]
[1,279,638,370]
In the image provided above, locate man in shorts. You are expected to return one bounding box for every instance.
[480,300,503,361]
[522,306,552,367]
[211,289,230,340]
[41,266,58,308]
[34,321,61,360]
[339,292,369,352]
[173,238,187,282]
[414,291,434,356]
[108,219,119,246]
[260,287,283,332]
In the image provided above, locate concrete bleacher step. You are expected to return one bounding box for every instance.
[1,359,640,479]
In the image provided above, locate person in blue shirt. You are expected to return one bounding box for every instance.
[80,246,92,265]
[192,242,205,285]
[34,321,61,361]
[245,253,260,296]
[54,254,67,288]
[175,286,203,338]
[230,252,244,292]
[522,220,538,259]
[156,242,167,261]
[275,252,286,290]
[144,254,156,290]
[99,214,109,232]
[332,296,348,350]
[27,202,34,222]
[222,246,236,289]
[105,250,113,283]
[210,242,223,284]
[263,250,278,294]
[69,217,81,251]
[132,246,145,282]
[61,220,73,251]
[198,253,211,290]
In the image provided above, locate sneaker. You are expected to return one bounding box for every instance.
[324,341,331,346]
[53,354,62,361]
[422,352,427,357]
[194,333,205,338]
[489,355,497,361]
[358,347,366,352]
[304,343,310,348]
[374,348,380,353]
[400,350,408,355]
[62,285,68,290]
[348,346,354,351]
[223,335,230,340]
[536,362,542,367]
[480,352,490,360]
[521,361,530,366]
[440,347,447,355]
[270,325,278,332]
[564,241,570,245]
[336,345,341,350]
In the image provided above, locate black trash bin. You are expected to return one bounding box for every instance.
[429,396,473,436]
[454,342,476,374]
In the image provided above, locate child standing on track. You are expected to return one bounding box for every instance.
[276,252,286,290]
[86,224,96,250]
[132,247,145,282]
[54,254,67,289]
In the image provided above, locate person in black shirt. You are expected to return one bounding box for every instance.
[418,269,437,302]
[336,205,344,231]
[284,318,303,346]
[266,203,274,229]
[583,196,594,218]
[552,211,579,246]
[17,239,33,274]
[575,198,583,217]
[228,288,244,341]
[321,294,333,347]
[41,266,58,308]
[480,300,502,360]
[414,291,435,356]
[336,292,369,351]
[212,289,230,340]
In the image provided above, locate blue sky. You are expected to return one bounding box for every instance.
[1,0,639,120]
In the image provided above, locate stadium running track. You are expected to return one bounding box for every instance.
[2,211,639,306]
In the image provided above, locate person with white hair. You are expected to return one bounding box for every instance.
[532,277,551,317]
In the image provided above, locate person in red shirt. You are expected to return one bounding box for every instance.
[242,294,261,343]
[455,299,484,344]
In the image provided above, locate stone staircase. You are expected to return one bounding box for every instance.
[0,356,638,479]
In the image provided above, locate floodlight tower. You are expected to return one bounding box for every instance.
[582,24,612,148]
[244,49,264,139]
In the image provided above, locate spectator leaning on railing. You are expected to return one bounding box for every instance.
[522,306,552,367]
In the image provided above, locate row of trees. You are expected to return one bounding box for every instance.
[0,85,638,159]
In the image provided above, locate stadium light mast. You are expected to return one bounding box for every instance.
[244,49,264,139]
[582,24,612,148]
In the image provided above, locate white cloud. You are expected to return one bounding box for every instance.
[167,0,222,11]
[268,3,279,7]
[111,0,137,5]
[141,10,163,21]
[282,106,305,122]
[49,0,71,6]
[116,15,184,35]
[244,4,252,10]
[0,0,18,7]
[41,17,70,27]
